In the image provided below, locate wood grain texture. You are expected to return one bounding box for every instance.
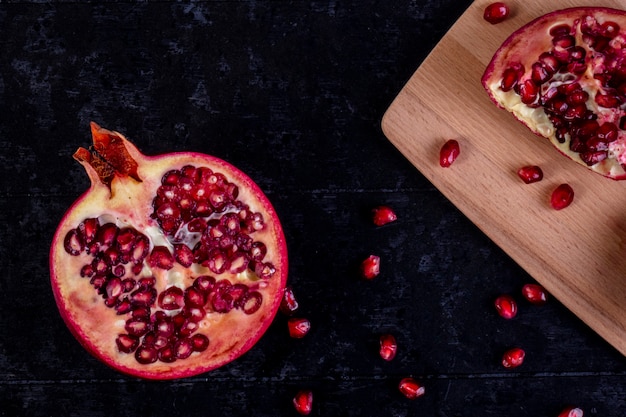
[382,0,626,356]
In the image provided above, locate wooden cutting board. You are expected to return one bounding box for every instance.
[382,0,626,356]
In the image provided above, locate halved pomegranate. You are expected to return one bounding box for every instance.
[482,7,626,179]
[49,123,288,379]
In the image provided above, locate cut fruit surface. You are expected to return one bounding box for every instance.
[50,123,288,379]
[482,7,626,179]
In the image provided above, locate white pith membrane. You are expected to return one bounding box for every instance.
[50,127,287,379]
[483,8,626,179]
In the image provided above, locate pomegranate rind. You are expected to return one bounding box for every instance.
[481,7,626,180]
[49,127,288,380]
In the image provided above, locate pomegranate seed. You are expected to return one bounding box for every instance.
[279,285,299,315]
[241,291,263,314]
[173,243,194,267]
[379,334,398,361]
[158,286,184,310]
[287,317,311,339]
[115,334,139,353]
[483,2,510,24]
[494,294,518,319]
[148,245,175,270]
[398,377,425,400]
[522,283,548,304]
[558,406,584,417]
[517,165,543,184]
[135,345,158,364]
[372,205,397,226]
[439,139,460,167]
[550,183,574,210]
[360,255,380,280]
[190,334,210,352]
[501,347,525,368]
[292,389,313,416]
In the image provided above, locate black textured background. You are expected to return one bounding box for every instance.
[1,1,625,416]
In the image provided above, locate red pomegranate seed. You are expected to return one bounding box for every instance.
[558,406,584,417]
[287,317,311,339]
[398,377,425,400]
[494,294,518,319]
[522,283,548,304]
[158,286,184,310]
[148,245,175,270]
[379,334,398,361]
[361,255,380,280]
[279,285,299,315]
[439,139,460,167]
[292,389,313,416]
[550,183,574,210]
[483,2,510,24]
[517,165,543,184]
[501,347,525,368]
[372,205,397,226]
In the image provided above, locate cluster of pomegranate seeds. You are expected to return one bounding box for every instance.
[62,164,279,365]
[499,17,626,167]
[521,283,549,305]
[151,165,276,278]
[378,334,398,361]
[371,205,397,226]
[483,2,510,24]
[517,165,544,184]
[494,294,518,319]
[360,255,381,280]
[559,406,584,417]
[398,377,425,400]
[292,389,313,415]
[439,139,460,167]
[501,347,526,368]
[550,183,575,210]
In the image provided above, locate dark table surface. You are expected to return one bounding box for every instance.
[1,1,625,416]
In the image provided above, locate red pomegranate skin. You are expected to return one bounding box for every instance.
[49,123,288,380]
[482,7,626,180]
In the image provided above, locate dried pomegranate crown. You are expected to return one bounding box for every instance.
[482,7,626,180]
[50,123,288,379]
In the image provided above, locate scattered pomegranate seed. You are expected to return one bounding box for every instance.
[550,183,574,210]
[439,139,460,167]
[558,406,584,417]
[398,377,425,400]
[379,334,398,361]
[494,294,518,319]
[517,165,543,184]
[501,347,525,368]
[522,283,548,304]
[483,2,510,24]
[279,285,299,315]
[360,255,380,280]
[372,205,397,226]
[288,317,311,339]
[292,389,313,416]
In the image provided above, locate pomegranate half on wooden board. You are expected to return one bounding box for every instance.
[482,7,626,179]
[49,123,288,379]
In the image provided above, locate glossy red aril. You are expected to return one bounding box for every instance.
[439,139,460,167]
[484,2,510,25]
[558,406,584,417]
[372,205,397,226]
[379,334,398,361]
[360,255,380,279]
[482,8,626,179]
[494,294,518,319]
[522,283,549,304]
[517,165,543,183]
[292,389,313,415]
[50,123,288,379]
[279,285,299,315]
[398,377,425,400]
[550,183,574,210]
[287,317,311,339]
[501,347,525,368]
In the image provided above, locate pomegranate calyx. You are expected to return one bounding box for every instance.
[73,122,142,192]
